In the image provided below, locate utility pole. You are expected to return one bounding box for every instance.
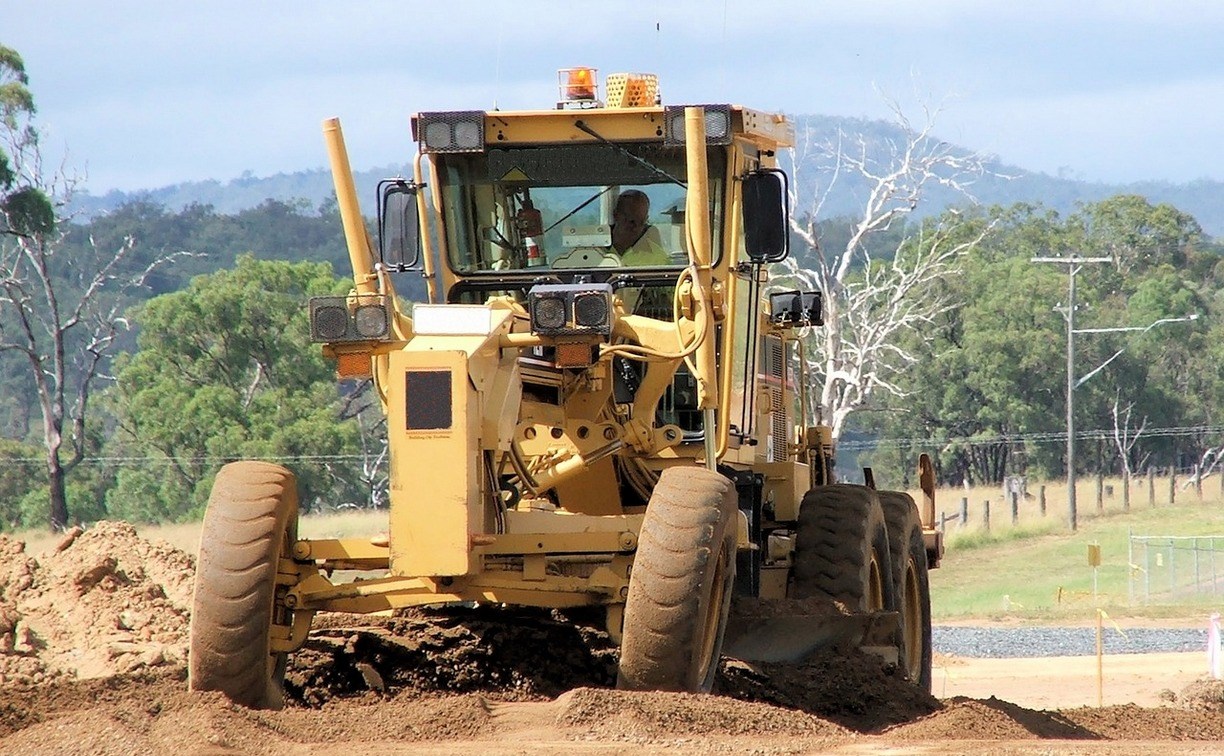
[1033,255,1111,532]
[1034,255,1198,532]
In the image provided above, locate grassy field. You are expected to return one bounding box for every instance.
[13,476,1224,623]
[925,476,1224,621]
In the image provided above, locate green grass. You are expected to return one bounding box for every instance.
[930,485,1224,621]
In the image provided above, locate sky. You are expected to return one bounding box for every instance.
[6,0,1224,193]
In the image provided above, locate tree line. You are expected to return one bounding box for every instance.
[852,196,1224,488]
[4,42,1223,530]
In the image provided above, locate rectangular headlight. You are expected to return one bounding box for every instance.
[309,295,392,342]
[527,283,614,337]
[413,110,487,153]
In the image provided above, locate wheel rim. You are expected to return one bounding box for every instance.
[694,543,731,685]
[901,555,923,680]
[867,550,885,611]
[266,524,294,689]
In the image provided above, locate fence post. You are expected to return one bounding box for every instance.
[1096,471,1105,513]
[1122,469,1131,512]
[1148,468,1156,507]
[939,511,948,533]
[1127,527,1133,606]
[1010,489,1019,525]
[1194,464,1203,501]
[1170,466,1177,506]
[960,497,968,529]
[983,499,990,532]
[1039,485,1047,516]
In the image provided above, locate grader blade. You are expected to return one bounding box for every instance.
[721,605,901,665]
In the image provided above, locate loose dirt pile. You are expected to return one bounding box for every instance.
[0,522,193,686]
[5,521,1224,753]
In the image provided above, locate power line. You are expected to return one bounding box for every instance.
[839,424,1224,451]
[1,427,1221,466]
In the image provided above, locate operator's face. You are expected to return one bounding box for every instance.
[611,197,649,252]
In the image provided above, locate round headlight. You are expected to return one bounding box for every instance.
[424,122,452,150]
[532,296,567,331]
[313,306,350,341]
[573,293,608,329]
[453,121,482,150]
[354,304,389,338]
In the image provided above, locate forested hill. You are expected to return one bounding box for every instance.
[69,114,1224,236]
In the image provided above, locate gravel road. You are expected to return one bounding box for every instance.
[934,625,1213,657]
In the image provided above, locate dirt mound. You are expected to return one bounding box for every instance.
[12,519,1224,751]
[886,696,1095,740]
[717,651,940,732]
[556,687,849,740]
[0,522,194,685]
[1177,678,1224,712]
[1063,702,1224,740]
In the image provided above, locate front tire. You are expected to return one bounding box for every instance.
[617,466,737,693]
[792,484,893,613]
[189,461,299,709]
[880,490,933,691]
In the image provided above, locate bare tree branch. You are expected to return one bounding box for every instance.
[774,100,998,441]
[1,119,182,529]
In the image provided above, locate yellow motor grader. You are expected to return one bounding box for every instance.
[188,69,943,709]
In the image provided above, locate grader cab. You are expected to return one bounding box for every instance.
[187,69,943,709]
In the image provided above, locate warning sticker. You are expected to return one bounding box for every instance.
[500,167,530,182]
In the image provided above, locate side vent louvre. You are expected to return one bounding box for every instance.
[763,336,788,462]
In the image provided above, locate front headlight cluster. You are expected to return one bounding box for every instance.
[413,110,486,154]
[527,283,614,337]
[309,295,392,342]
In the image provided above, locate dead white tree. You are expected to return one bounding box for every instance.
[1110,390,1148,479]
[1110,390,1149,510]
[775,100,995,440]
[1,59,177,530]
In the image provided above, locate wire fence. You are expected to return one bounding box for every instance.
[1129,534,1224,606]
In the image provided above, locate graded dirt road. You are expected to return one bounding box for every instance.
[2,522,1222,755]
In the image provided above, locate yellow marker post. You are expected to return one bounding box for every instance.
[1088,543,1101,602]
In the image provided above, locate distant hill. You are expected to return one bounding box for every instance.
[69,115,1224,237]
[71,164,412,218]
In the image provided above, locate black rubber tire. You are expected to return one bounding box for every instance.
[792,484,894,613]
[616,466,737,693]
[189,461,298,710]
[880,490,933,692]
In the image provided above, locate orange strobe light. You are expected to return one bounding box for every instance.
[560,67,597,101]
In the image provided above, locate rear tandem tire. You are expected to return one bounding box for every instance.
[188,461,299,710]
[879,490,933,692]
[792,484,893,614]
[616,466,737,693]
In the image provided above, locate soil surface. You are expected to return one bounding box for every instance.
[3,521,1224,755]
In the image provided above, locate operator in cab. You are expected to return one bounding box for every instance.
[610,190,669,266]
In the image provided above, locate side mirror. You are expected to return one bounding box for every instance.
[377,179,421,270]
[742,169,789,263]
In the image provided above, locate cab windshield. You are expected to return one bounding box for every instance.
[434,143,725,275]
